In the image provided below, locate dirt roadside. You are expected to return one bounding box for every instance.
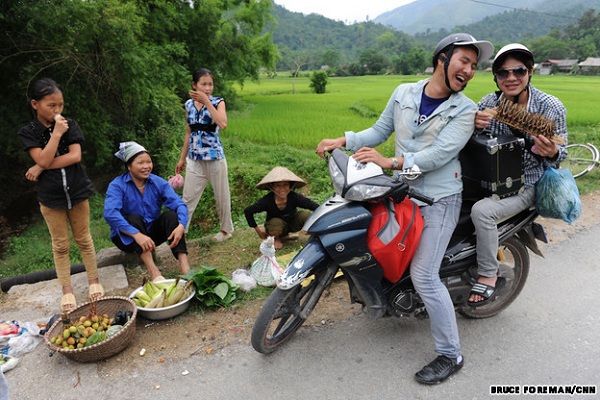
[2,191,598,365]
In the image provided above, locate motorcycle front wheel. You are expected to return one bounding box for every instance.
[459,236,530,319]
[251,262,338,354]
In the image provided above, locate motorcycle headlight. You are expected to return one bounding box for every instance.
[344,184,391,201]
[329,156,345,195]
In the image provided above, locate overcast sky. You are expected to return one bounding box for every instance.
[273,0,417,24]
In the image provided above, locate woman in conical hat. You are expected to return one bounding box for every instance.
[255,166,306,190]
[244,167,319,249]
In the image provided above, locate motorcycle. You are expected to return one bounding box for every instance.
[251,148,547,354]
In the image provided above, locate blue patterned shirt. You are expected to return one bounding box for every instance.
[478,84,568,186]
[185,96,225,161]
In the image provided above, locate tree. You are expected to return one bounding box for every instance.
[393,47,428,75]
[359,49,390,75]
[0,0,278,216]
[348,62,365,76]
[528,35,571,61]
[309,70,328,94]
[321,49,341,69]
[286,50,315,94]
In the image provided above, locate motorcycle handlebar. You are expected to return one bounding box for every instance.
[389,182,434,205]
[407,187,434,205]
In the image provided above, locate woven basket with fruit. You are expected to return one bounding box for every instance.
[43,296,137,362]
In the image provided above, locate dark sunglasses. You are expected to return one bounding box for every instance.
[495,66,529,80]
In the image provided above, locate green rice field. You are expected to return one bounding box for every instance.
[230,73,600,149]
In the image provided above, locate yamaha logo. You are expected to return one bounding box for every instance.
[335,243,345,252]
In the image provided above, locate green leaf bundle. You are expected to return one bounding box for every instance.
[181,266,239,309]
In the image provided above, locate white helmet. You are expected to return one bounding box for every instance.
[493,43,534,73]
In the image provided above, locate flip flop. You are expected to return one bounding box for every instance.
[88,283,105,302]
[60,293,77,313]
[467,277,507,307]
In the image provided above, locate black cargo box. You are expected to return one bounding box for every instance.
[460,131,525,201]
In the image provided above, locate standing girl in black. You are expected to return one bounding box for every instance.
[18,78,103,313]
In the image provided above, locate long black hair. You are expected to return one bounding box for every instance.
[192,68,214,84]
[28,78,61,116]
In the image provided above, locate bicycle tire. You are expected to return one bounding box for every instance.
[564,143,598,178]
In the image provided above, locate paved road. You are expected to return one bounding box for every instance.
[4,224,600,399]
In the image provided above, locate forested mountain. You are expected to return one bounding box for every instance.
[413,0,600,46]
[272,5,415,71]
[272,2,600,72]
[374,0,585,35]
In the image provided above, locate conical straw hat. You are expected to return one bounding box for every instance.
[256,166,306,190]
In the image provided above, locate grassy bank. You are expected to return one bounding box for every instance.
[1,74,599,279]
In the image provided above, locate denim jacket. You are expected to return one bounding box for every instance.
[345,79,476,202]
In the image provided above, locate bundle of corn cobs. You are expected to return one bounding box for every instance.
[132,277,194,309]
[483,97,566,144]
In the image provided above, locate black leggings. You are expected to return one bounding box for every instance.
[111,211,187,259]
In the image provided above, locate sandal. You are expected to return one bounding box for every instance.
[88,283,105,302]
[467,277,506,307]
[60,293,77,313]
[212,231,232,242]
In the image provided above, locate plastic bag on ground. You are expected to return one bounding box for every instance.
[231,269,257,292]
[1,319,45,358]
[250,237,284,287]
[0,354,18,373]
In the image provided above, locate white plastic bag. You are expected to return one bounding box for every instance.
[7,333,41,358]
[231,269,257,292]
[250,237,284,287]
[1,319,44,358]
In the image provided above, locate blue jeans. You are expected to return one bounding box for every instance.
[0,369,8,400]
[410,193,461,359]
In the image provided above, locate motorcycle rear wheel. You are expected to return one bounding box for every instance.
[251,263,337,354]
[459,236,530,319]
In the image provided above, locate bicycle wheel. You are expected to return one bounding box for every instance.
[564,143,598,178]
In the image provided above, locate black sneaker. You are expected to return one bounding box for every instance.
[415,355,464,385]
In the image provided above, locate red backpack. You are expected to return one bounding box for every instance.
[367,197,424,283]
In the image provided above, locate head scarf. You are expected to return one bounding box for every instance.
[114,141,147,163]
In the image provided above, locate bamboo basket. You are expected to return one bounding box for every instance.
[43,296,137,362]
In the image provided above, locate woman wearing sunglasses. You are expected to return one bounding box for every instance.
[468,43,568,306]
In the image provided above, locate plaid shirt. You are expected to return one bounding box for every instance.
[478,84,568,186]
